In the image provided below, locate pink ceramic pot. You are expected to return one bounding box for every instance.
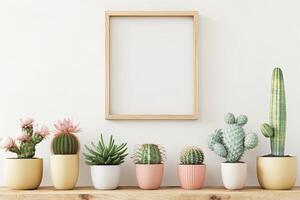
[178,164,206,189]
[135,164,164,189]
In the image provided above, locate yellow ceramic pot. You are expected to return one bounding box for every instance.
[50,154,79,190]
[4,158,43,190]
[257,156,297,190]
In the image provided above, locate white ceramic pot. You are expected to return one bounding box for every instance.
[91,165,121,190]
[221,162,247,190]
[50,154,79,190]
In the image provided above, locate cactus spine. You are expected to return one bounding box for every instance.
[260,67,286,156]
[133,144,165,164]
[208,113,258,162]
[180,146,204,165]
[52,134,79,154]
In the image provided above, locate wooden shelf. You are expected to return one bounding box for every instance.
[0,186,300,200]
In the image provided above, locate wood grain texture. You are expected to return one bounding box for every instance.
[0,187,300,200]
[105,11,199,120]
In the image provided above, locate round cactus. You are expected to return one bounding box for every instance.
[52,133,79,154]
[133,144,164,164]
[52,118,80,155]
[180,146,204,165]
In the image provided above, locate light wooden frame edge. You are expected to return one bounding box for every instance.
[105,11,199,120]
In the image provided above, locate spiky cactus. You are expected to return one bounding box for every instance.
[261,68,286,156]
[52,118,80,155]
[133,144,165,164]
[0,118,49,159]
[180,146,204,165]
[52,134,79,154]
[208,113,258,162]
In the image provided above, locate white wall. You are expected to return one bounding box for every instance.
[0,0,300,187]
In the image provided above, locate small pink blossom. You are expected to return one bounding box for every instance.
[54,118,80,135]
[15,131,30,142]
[20,117,34,128]
[0,137,15,150]
[34,125,50,137]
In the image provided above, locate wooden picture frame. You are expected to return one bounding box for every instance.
[105,11,199,120]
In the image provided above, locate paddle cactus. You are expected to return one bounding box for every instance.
[52,118,80,154]
[0,118,49,158]
[180,146,204,165]
[208,113,258,162]
[260,68,286,156]
[133,144,165,164]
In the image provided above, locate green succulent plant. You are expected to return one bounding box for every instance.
[132,144,165,164]
[180,146,204,165]
[260,67,286,156]
[208,113,258,162]
[52,118,80,155]
[83,134,128,165]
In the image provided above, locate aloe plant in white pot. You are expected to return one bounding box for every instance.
[83,134,128,190]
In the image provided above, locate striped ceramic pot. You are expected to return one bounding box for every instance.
[178,164,206,189]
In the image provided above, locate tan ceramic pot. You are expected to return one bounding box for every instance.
[136,164,164,190]
[51,154,79,190]
[257,156,297,190]
[4,158,43,190]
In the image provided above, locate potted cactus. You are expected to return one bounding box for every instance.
[83,134,128,190]
[0,118,49,190]
[50,118,80,190]
[257,67,297,190]
[178,146,205,189]
[132,144,165,190]
[208,113,258,190]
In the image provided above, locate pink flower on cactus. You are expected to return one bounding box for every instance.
[20,117,34,128]
[15,131,30,142]
[34,125,50,137]
[54,118,80,135]
[0,137,15,150]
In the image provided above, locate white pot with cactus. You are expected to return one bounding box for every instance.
[257,68,297,190]
[83,134,128,190]
[208,113,258,190]
[178,146,206,189]
[0,118,49,190]
[132,144,165,190]
[50,118,80,190]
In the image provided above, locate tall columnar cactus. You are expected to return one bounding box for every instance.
[260,68,286,156]
[208,113,258,162]
[133,144,165,164]
[52,118,80,155]
[180,146,204,165]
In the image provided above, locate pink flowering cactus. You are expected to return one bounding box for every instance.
[0,117,49,158]
[34,125,50,137]
[20,117,34,129]
[0,137,15,149]
[54,118,80,135]
[15,132,30,142]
